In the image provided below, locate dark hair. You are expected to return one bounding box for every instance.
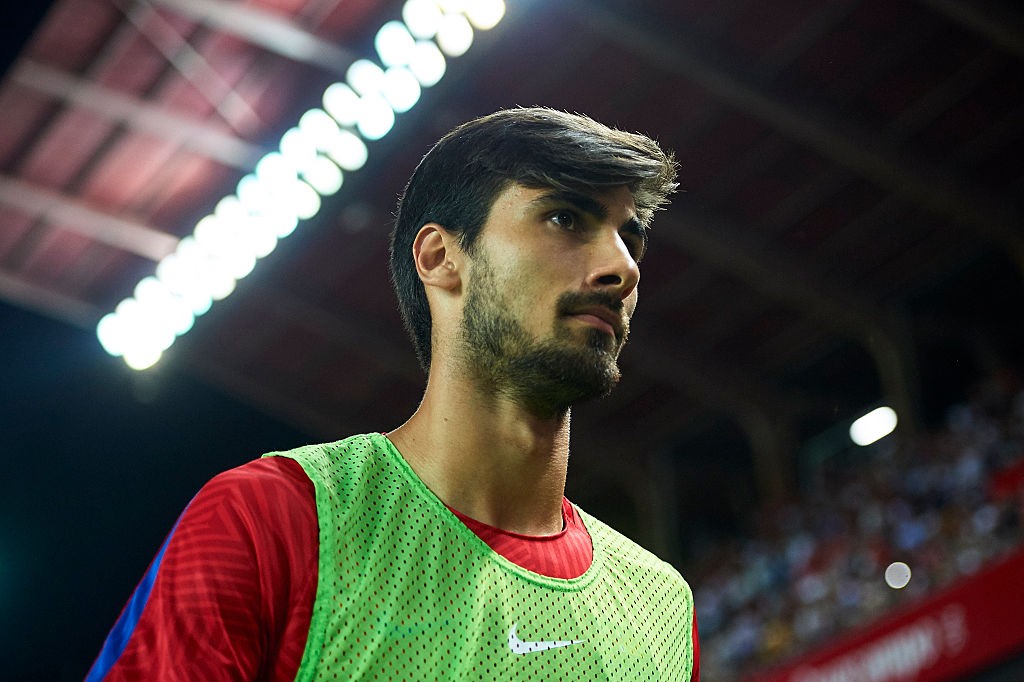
[389,107,678,372]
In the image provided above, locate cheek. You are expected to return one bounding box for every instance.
[492,240,579,306]
[515,254,569,294]
[626,288,639,316]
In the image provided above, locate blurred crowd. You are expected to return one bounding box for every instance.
[690,371,1024,681]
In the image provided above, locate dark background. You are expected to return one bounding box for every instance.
[1,300,312,679]
[0,6,305,677]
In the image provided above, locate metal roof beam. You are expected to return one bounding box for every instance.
[0,176,178,262]
[582,2,1024,265]
[655,209,922,430]
[0,270,100,329]
[623,337,801,504]
[12,61,265,170]
[114,0,261,132]
[151,0,355,75]
[917,0,1024,59]
[182,286,422,439]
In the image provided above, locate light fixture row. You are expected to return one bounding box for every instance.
[97,0,506,370]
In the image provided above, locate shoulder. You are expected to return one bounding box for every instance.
[198,455,314,518]
[576,505,692,596]
[174,456,318,561]
[574,505,697,675]
[263,433,390,474]
[88,456,320,681]
[209,453,313,489]
[263,433,399,504]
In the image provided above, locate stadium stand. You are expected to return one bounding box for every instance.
[692,370,1024,681]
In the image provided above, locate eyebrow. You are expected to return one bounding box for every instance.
[529,189,649,259]
[623,216,648,260]
[529,189,609,220]
[532,188,645,233]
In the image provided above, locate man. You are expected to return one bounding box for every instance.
[88,108,698,680]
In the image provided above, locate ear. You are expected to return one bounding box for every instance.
[412,223,462,292]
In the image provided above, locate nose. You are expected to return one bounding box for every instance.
[585,232,640,301]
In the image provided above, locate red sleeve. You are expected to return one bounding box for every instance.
[86,457,317,682]
[691,610,700,682]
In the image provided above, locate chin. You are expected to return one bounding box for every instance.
[533,352,622,413]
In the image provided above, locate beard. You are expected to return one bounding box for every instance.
[459,254,630,418]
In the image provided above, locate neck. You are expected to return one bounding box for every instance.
[387,361,571,536]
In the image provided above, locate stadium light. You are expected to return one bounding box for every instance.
[849,406,898,446]
[375,21,417,67]
[884,561,911,589]
[96,0,506,370]
[436,13,474,56]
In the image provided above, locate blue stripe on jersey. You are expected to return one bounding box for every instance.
[84,518,181,681]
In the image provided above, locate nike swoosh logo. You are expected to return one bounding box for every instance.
[508,623,584,654]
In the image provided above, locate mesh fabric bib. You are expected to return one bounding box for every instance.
[267,433,694,680]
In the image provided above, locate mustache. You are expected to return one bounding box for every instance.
[556,291,625,318]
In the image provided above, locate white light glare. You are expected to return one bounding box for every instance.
[298,108,340,140]
[323,129,368,171]
[99,0,504,370]
[375,21,416,67]
[96,312,126,357]
[291,181,322,219]
[280,124,344,196]
[382,67,421,113]
[280,127,318,170]
[109,297,174,371]
[408,40,446,87]
[436,0,467,12]
[236,174,290,237]
[322,83,361,127]
[357,94,396,140]
[134,276,194,336]
[884,561,911,589]
[436,13,474,57]
[214,196,278,259]
[255,152,297,186]
[465,0,505,30]
[155,253,213,315]
[347,59,385,96]
[252,154,321,220]
[176,236,237,302]
[124,346,163,371]
[849,406,898,446]
[302,156,344,196]
[402,0,443,39]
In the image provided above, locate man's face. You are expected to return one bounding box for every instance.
[457,183,644,416]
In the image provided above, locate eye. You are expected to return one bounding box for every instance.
[622,232,646,262]
[549,210,578,231]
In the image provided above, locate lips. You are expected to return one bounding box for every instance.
[568,306,624,339]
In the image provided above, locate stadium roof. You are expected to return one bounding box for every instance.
[2,0,1023,544]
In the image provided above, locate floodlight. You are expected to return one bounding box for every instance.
[403,0,443,39]
[323,129,368,171]
[849,406,898,446]
[436,13,473,57]
[356,94,395,139]
[347,59,386,96]
[302,155,344,196]
[382,67,421,112]
[376,21,416,67]
[322,83,361,126]
[98,2,506,369]
[466,0,505,30]
[408,41,446,86]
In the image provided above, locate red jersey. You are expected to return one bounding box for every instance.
[87,456,698,680]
